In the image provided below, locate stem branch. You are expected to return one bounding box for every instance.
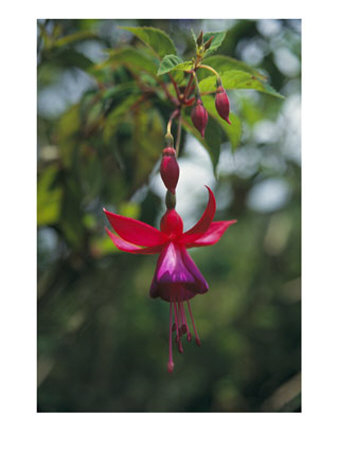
[198,64,222,86]
[183,72,195,100]
[169,74,182,101]
[166,109,180,137]
[175,112,182,156]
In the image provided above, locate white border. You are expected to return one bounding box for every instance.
[2,1,338,449]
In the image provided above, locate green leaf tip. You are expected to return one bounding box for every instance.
[119,26,177,59]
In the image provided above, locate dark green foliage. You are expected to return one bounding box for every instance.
[37,19,301,412]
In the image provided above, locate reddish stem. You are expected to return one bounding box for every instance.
[161,81,180,106]
[169,74,182,101]
[183,72,195,100]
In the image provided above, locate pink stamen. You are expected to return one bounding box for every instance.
[187,300,201,346]
[167,302,174,373]
[174,300,184,353]
[180,302,191,341]
[176,300,182,336]
[173,300,179,343]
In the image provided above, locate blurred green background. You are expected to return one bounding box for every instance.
[37,19,301,412]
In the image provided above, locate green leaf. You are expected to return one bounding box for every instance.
[239,96,265,127]
[120,26,176,59]
[119,202,141,219]
[57,104,81,168]
[132,105,164,189]
[98,47,158,75]
[191,29,197,47]
[91,234,119,257]
[103,94,143,143]
[199,70,284,99]
[204,115,223,171]
[100,81,139,102]
[202,95,241,152]
[203,31,227,56]
[54,31,97,48]
[44,47,94,70]
[202,55,267,81]
[157,55,182,75]
[182,114,222,175]
[37,165,62,226]
[157,55,193,76]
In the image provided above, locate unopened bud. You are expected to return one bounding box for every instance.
[215,86,231,125]
[160,147,180,194]
[196,31,203,46]
[204,36,214,50]
[191,98,208,138]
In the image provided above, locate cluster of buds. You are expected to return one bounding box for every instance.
[196,31,214,55]
[190,37,232,138]
[190,82,231,138]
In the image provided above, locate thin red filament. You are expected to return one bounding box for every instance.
[180,302,192,342]
[187,300,201,346]
[167,302,174,373]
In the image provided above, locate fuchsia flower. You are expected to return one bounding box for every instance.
[103,187,236,372]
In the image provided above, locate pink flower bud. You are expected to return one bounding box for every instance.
[215,86,231,124]
[160,209,183,236]
[160,147,180,194]
[191,99,208,138]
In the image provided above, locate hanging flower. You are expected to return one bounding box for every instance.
[103,187,236,372]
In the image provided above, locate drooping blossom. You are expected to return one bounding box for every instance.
[103,187,236,372]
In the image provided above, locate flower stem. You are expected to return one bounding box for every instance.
[175,112,182,156]
[192,71,201,97]
[184,72,195,99]
[156,76,179,106]
[166,109,180,138]
[169,73,182,101]
[198,64,222,86]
